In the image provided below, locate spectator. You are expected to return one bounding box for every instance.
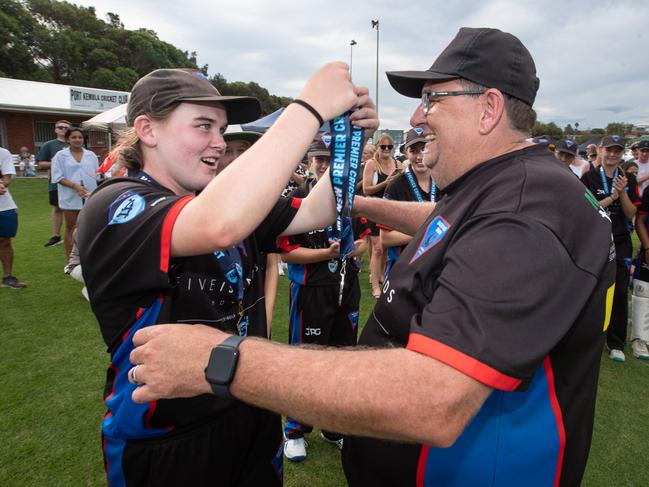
[0,146,26,289]
[634,140,649,194]
[581,135,640,362]
[17,146,36,177]
[586,143,599,170]
[51,127,99,259]
[554,139,588,177]
[362,133,402,297]
[380,128,438,278]
[36,119,70,247]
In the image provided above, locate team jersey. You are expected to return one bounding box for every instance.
[279,183,371,286]
[581,166,640,249]
[381,170,437,275]
[77,176,299,432]
[343,144,615,487]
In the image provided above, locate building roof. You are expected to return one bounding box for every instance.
[0,77,130,117]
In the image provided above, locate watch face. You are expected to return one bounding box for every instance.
[206,347,239,385]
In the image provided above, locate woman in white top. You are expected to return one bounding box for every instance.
[52,127,99,258]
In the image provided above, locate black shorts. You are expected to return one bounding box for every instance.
[104,402,283,487]
[48,189,59,207]
[288,275,360,347]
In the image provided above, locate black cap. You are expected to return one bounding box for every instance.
[386,27,539,106]
[600,135,625,149]
[400,127,427,153]
[307,133,332,157]
[127,69,261,126]
[554,139,579,156]
[638,140,649,150]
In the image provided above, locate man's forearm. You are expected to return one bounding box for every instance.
[130,324,490,447]
[354,196,435,236]
[231,338,490,447]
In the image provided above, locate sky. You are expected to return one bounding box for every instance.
[74,0,649,131]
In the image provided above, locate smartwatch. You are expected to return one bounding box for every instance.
[204,335,246,399]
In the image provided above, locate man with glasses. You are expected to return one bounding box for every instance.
[582,136,640,362]
[36,120,71,247]
[128,28,614,486]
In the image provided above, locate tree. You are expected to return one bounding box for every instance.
[2,0,289,106]
[564,124,574,135]
[605,122,633,136]
[533,121,563,138]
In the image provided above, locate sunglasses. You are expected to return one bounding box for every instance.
[380,145,393,150]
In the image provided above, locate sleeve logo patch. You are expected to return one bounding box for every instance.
[108,191,146,225]
[409,216,450,264]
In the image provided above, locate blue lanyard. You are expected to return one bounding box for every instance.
[329,113,364,259]
[405,168,436,202]
[329,112,364,304]
[599,166,618,196]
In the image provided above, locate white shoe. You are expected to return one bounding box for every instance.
[283,437,307,462]
[320,431,343,450]
[609,349,625,363]
[631,339,649,360]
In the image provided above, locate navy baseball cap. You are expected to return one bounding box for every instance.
[386,27,540,106]
[554,139,579,156]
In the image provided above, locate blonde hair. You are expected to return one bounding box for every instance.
[114,103,179,171]
[373,133,394,161]
[363,143,376,162]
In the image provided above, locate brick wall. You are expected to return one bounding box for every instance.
[1,110,108,160]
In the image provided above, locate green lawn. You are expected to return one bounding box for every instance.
[1,178,648,486]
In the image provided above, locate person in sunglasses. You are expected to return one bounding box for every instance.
[36,119,71,248]
[362,133,403,298]
[128,28,614,487]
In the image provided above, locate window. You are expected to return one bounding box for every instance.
[34,121,55,151]
[87,130,107,147]
[0,118,7,149]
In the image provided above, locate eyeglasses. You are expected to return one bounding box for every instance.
[421,90,485,114]
[56,125,70,130]
[379,145,393,150]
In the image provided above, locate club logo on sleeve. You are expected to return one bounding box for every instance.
[108,191,146,225]
[410,216,450,264]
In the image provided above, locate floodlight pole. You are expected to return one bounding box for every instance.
[371,20,380,119]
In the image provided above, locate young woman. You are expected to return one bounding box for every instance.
[51,127,98,258]
[77,64,377,487]
[362,133,402,297]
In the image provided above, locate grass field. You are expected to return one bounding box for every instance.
[1,178,648,486]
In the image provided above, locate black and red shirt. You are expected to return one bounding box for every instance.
[78,177,299,433]
[343,145,615,487]
[278,183,370,286]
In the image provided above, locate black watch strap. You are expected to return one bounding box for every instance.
[204,334,246,399]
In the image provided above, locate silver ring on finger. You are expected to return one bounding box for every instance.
[130,365,141,385]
